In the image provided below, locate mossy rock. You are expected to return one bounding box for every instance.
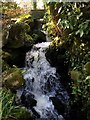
[24,33,34,46]
[70,70,81,81]
[7,22,32,48]
[33,30,46,43]
[9,22,30,36]
[16,107,33,120]
[84,62,90,74]
[2,68,25,90]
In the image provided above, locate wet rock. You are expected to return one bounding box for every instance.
[50,97,65,115]
[2,67,25,90]
[31,108,40,118]
[33,30,46,43]
[2,22,35,67]
[21,90,37,108]
[26,53,34,68]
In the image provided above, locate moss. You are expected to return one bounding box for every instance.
[23,23,30,33]
[16,107,33,120]
[70,70,81,81]
[2,60,10,72]
[33,30,46,43]
[2,68,25,90]
[2,51,12,61]
[24,33,34,46]
[32,33,39,42]
[6,22,32,48]
[1,51,11,71]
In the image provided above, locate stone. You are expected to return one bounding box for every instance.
[31,108,40,118]
[5,22,33,48]
[50,97,65,115]
[33,30,46,43]
[70,70,81,81]
[2,68,25,90]
[21,90,37,108]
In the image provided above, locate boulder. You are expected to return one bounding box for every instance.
[50,97,65,115]
[70,70,81,81]
[33,30,46,43]
[5,22,33,48]
[21,90,37,108]
[2,68,25,90]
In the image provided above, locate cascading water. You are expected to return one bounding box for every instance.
[17,42,70,120]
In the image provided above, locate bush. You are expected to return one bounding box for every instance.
[0,89,33,120]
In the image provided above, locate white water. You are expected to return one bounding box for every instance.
[17,42,69,119]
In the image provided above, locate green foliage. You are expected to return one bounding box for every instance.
[76,20,90,37]
[44,2,90,41]
[71,71,90,120]
[44,2,90,119]
[2,60,10,72]
[0,89,32,120]
[58,2,90,39]
[43,3,58,40]
[16,14,31,23]
[71,73,90,101]
[0,88,32,120]
[69,41,90,119]
[1,89,15,119]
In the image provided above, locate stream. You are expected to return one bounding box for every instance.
[16,42,70,120]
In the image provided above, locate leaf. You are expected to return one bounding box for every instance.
[86,76,90,80]
[58,7,62,13]
[80,30,84,37]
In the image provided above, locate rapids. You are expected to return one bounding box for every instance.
[17,42,70,120]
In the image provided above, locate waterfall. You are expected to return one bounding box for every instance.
[17,42,70,120]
